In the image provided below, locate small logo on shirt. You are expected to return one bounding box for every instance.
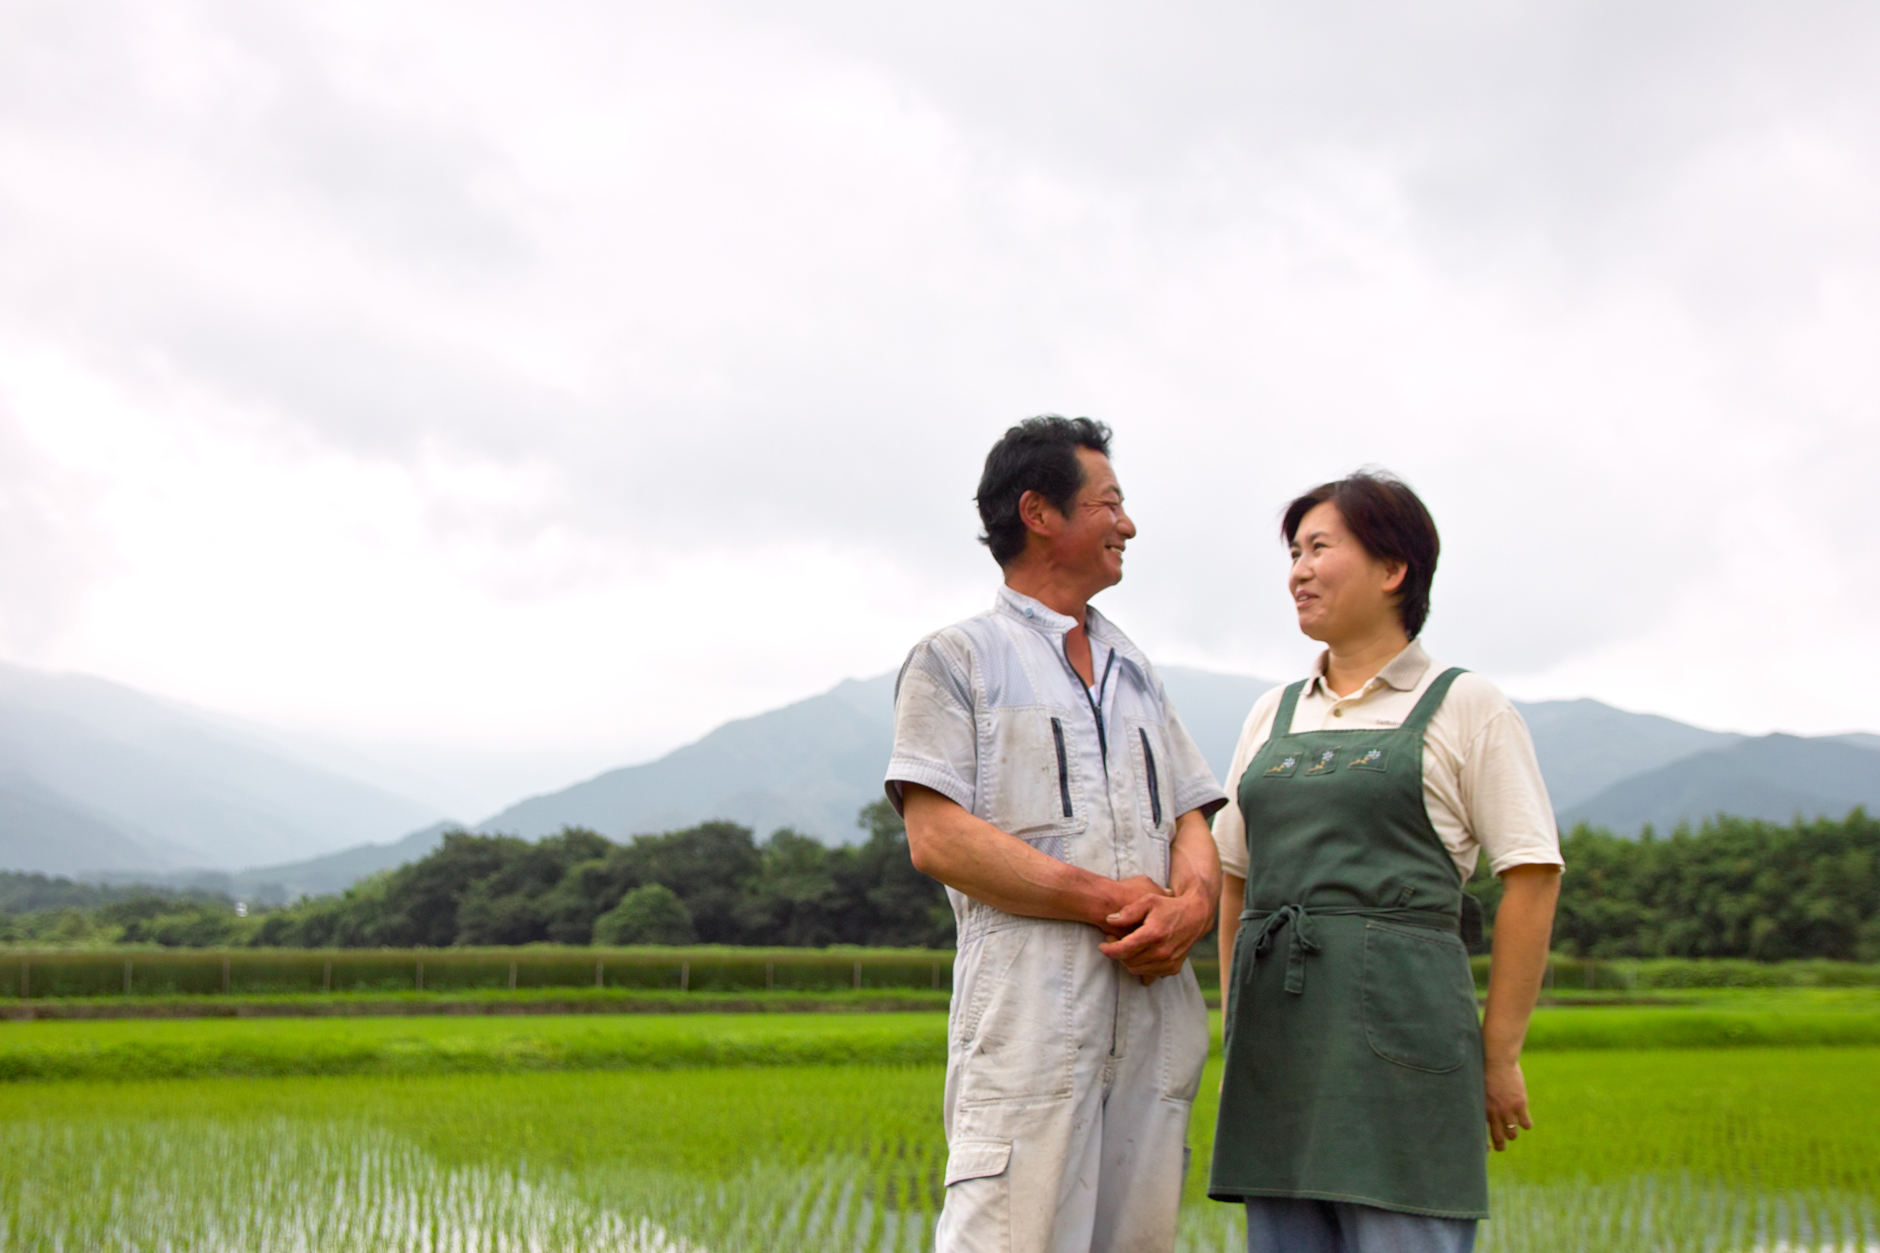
[1303,748,1339,776]
[1263,755,1299,778]
[1347,747,1389,772]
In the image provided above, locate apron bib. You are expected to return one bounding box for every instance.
[1207,668,1488,1219]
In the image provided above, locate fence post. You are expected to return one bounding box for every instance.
[932,961,939,990]
[1586,961,1596,990]
[124,959,132,996]
[416,958,424,992]
[323,960,332,993]
[853,960,862,990]
[766,961,774,991]
[595,959,603,989]
[509,960,517,991]
[19,958,25,1000]
[680,961,690,992]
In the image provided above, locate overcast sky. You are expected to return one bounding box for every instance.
[2,1,1876,819]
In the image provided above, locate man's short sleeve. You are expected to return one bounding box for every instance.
[1162,704,1228,821]
[884,636,978,816]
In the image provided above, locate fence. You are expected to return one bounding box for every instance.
[0,947,955,999]
[5,949,1876,1000]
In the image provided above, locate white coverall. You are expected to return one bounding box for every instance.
[887,586,1226,1253]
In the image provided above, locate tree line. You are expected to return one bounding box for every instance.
[5,808,1877,960]
[1466,809,1880,962]
[251,799,954,949]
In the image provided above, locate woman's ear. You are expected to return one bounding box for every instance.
[1381,560,1408,594]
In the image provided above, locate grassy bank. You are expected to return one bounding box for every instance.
[0,1011,951,1082]
[6,990,1880,1083]
[0,985,952,1021]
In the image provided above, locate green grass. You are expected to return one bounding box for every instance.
[0,1011,950,1082]
[0,984,952,1020]
[7,992,1880,1084]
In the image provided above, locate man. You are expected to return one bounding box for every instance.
[886,416,1226,1253]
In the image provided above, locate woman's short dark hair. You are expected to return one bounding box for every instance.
[976,416,1113,566]
[1282,471,1440,638]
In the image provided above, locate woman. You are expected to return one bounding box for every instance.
[1209,472,1562,1253]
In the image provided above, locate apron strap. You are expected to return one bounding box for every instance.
[1272,680,1309,738]
[1241,904,1459,996]
[1400,667,1469,736]
[1246,903,1318,995]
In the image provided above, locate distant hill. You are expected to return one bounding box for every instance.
[1561,733,1880,833]
[478,675,898,842]
[1158,667,1275,780]
[0,661,445,874]
[1509,698,1741,812]
[471,666,1880,849]
[0,772,187,876]
[230,821,459,900]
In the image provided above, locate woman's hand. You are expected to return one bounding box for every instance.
[1485,1059,1532,1151]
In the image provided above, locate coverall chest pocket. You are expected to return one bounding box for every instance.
[1126,719,1175,882]
[987,706,1088,855]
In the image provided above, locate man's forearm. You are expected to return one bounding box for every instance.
[1168,809,1222,906]
[901,783,1148,926]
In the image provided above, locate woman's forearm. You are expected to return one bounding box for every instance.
[1480,865,1561,1065]
[1219,874,1245,1008]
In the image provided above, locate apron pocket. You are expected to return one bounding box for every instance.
[1360,922,1476,1074]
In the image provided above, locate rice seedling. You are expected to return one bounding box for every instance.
[2,1028,1876,1250]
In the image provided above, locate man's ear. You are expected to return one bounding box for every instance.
[1018,489,1061,537]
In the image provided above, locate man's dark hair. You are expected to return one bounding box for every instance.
[975,416,1113,566]
[1282,471,1440,638]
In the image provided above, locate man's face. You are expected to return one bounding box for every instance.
[1050,448,1136,592]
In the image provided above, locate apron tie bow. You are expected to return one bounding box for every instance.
[1249,903,1319,995]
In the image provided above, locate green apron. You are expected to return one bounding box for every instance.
[1207,668,1488,1219]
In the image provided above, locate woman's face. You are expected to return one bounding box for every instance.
[1287,501,1406,645]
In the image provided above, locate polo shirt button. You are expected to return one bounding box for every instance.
[1333,708,1344,717]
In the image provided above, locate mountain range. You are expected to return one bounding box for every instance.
[0,662,442,878]
[1,659,1876,896]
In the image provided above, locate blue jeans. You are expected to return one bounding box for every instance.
[1245,1198,1477,1253]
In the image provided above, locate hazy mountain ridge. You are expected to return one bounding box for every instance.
[0,661,445,874]
[1561,734,1880,833]
[6,658,1877,891]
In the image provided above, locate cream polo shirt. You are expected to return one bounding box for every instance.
[1210,641,1562,882]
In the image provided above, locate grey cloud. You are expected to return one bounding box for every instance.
[2,0,1876,701]
[0,410,112,653]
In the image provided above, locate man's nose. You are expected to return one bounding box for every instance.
[1117,510,1138,538]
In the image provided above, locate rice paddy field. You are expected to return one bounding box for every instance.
[3,991,1878,1250]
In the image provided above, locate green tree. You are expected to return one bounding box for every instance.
[594,883,697,945]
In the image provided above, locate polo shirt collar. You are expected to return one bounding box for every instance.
[1307,639,1433,698]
